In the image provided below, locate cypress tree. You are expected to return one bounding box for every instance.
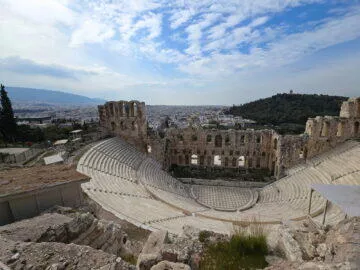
[0,84,17,142]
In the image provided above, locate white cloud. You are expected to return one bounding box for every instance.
[70,19,115,47]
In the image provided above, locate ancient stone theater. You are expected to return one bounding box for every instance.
[76,98,360,234]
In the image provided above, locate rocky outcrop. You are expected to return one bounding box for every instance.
[0,235,135,270]
[0,211,131,257]
[266,217,360,269]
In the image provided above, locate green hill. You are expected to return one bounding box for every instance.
[226,93,348,131]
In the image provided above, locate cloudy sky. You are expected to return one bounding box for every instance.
[1,0,360,105]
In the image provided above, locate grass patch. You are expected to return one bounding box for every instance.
[199,227,268,270]
[121,254,137,265]
[199,230,211,243]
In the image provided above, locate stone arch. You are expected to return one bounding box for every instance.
[256,157,261,168]
[225,135,230,146]
[232,157,237,167]
[125,103,130,117]
[207,156,212,166]
[355,121,360,136]
[214,155,221,166]
[238,156,245,167]
[215,135,222,147]
[120,121,126,130]
[256,135,261,143]
[185,155,190,165]
[199,155,204,166]
[111,121,116,131]
[191,154,198,165]
[178,155,183,165]
[224,157,229,167]
[206,134,212,143]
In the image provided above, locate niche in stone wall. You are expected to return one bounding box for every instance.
[178,155,183,164]
[111,121,116,131]
[207,156,212,166]
[224,157,229,167]
[191,154,198,165]
[238,156,245,167]
[215,135,222,147]
[214,155,221,166]
[273,138,278,149]
[225,135,230,146]
[355,121,359,136]
[336,122,344,137]
[206,134,212,143]
[321,121,330,137]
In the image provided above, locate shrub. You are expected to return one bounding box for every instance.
[198,230,211,243]
[199,230,268,269]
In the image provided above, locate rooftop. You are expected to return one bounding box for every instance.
[0,165,89,197]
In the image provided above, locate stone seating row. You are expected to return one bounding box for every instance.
[138,158,190,198]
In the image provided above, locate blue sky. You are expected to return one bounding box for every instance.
[0,0,360,105]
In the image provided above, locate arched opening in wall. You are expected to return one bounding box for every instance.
[191,134,198,141]
[147,145,152,153]
[185,155,190,165]
[111,121,116,131]
[215,135,222,147]
[125,103,130,117]
[214,155,221,166]
[133,103,138,117]
[120,121,126,130]
[336,122,344,137]
[256,135,261,144]
[206,135,212,143]
[131,121,137,130]
[238,156,245,167]
[321,121,330,137]
[199,156,204,166]
[224,157,229,167]
[248,158,253,168]
[240,135,245,144]
[273,138,278,150]
[225,135,230,146]
[232,157,237,167]
[178,155,183,165]
[256,157,261,168]
[207,156,212,166]
[191,154,198,165]
[354,121,359,136]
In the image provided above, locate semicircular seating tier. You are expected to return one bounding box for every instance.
[77,138,360,234]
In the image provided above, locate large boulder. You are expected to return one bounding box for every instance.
[137,230,168,270]
[267,225,303,262]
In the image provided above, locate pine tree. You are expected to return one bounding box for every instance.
[0,84,17,142]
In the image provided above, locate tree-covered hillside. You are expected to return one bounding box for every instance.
[226,93,348,126]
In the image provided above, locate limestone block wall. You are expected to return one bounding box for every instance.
[166,128,277,171]
[0,181,86,226]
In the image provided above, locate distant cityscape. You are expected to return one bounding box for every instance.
[13,103,256,130]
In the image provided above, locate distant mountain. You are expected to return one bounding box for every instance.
[6,86,106,106]
[226,93,348,126]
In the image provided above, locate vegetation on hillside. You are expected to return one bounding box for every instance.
[226,93,347,126]
[0,84,17,142]
[199,229,268,269]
